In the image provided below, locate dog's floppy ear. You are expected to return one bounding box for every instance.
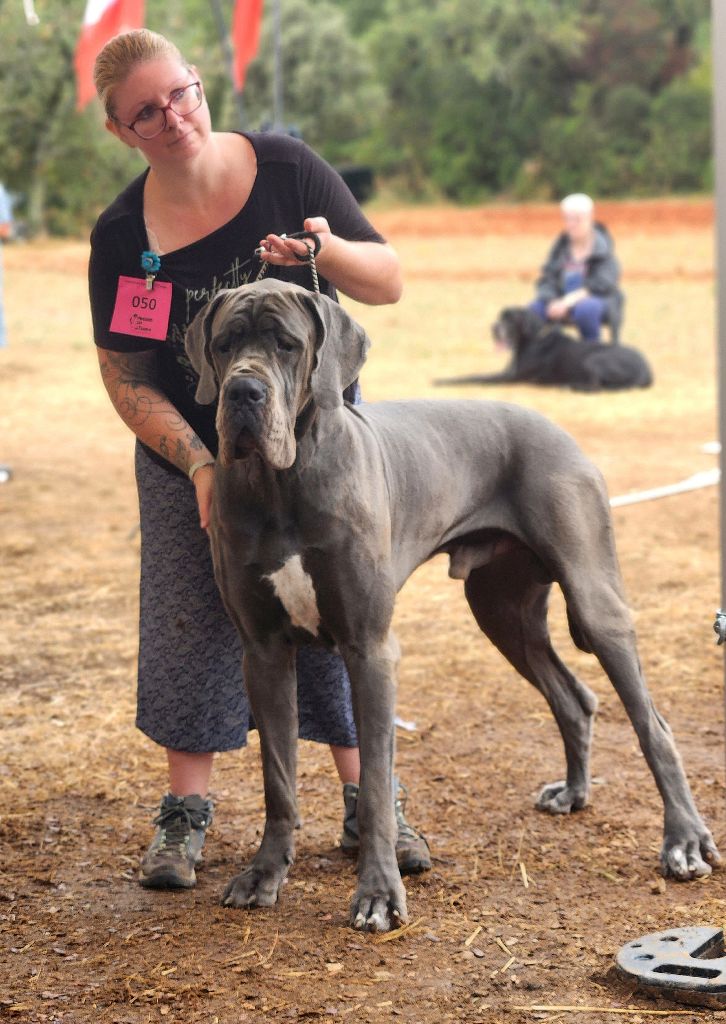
[298,292,371,409]
[184,291,231,405]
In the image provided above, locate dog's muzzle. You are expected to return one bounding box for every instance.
[226,376,268,407]
[222,375,269,458]
[491,321,510,350]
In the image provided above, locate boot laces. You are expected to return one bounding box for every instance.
[394,784,424,842]
[153,802,209,853]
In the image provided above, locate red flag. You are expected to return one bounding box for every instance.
[232,0,264,92]
[75,0,145,110]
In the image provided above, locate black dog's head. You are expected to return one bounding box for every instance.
[491,307,545,352]
[184,280,371,470]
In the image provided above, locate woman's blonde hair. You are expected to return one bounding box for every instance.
[93,29,188,116]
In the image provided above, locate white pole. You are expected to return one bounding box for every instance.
[712,1,726,650]
[22,0,40,25]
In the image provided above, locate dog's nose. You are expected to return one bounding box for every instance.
[227,377,267,405]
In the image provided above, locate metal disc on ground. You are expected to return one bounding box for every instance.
[617,926,726,1008]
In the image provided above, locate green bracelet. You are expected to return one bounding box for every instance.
[188,458,215,481]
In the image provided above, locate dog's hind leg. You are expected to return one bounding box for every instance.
[514,462,719,878]
[560,571,720,879]
[463,547,598,814]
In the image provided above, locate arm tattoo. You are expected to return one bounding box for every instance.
[98,350,181,428]
[98,349,212,475]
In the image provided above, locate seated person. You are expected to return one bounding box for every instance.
[530,193,622,343]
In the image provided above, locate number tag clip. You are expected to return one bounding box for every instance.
[140,250,162,293]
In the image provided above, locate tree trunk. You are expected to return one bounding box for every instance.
[25,64,74,237]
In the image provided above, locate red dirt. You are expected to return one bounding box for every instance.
[373,197,714,237]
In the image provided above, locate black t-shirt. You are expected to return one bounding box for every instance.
[89,132,384,469]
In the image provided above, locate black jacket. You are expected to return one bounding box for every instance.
[534,222,623,341]
[535,223,621,303]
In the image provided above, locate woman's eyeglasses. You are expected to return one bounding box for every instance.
[114,81,203,140]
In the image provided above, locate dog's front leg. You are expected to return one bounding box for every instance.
[343,637,408,933]
[222,640,298,910]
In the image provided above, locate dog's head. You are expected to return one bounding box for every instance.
[491,307,544,351]
[184,280,371,470]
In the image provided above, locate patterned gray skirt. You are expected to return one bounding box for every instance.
[134,442,358,752]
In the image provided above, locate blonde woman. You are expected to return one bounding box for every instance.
[88,30,430,890]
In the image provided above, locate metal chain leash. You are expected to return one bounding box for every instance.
[254,230,321,294]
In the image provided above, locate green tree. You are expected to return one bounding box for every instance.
[364,0,585,199]
[643,51,712,192]
[0,0,382,232]
[0,0,715,228]
[525,0,711,198]
[328,0,388,37]
[0,0,232,235]
[0,1,137,234]
[239,0,383,166]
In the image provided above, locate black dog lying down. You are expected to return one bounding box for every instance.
[436,307,654,392]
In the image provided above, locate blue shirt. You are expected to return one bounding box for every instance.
[0,185,12,226]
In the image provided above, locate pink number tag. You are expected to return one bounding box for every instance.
[110,275,172,341]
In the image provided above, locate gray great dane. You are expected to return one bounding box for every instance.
[185,279,720,933]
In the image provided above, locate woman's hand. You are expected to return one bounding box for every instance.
[547,298,569,320]
[259,216,332,267]
[259,215,401,305]
[193,464,215,530]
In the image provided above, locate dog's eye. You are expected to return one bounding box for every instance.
[218,340,232,354]
[276,338,295,354]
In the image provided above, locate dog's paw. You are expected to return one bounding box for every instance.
[535,780,588,815]
[221,865,286,909]
[350,877,408,933]
[661,825,721,881]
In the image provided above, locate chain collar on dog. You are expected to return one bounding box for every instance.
[254,231,321,294]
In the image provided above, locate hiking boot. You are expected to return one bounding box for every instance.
[341,782,362,856]
[340,778,431,876]
[394,781,432,874]
[139,793,214,890]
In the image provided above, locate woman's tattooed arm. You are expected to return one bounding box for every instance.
[97,348,211,474]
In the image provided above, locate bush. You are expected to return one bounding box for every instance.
[642,60,712,192]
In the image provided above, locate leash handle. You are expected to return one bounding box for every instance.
[254,230,321,294]
[285,230,322,259]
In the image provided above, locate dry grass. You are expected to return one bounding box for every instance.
[0,200,723,1023]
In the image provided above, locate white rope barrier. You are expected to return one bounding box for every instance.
[610,468,721,508]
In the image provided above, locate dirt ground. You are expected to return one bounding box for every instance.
[1,198,725,1023]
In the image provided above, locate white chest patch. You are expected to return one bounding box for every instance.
[265,555,321,636]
